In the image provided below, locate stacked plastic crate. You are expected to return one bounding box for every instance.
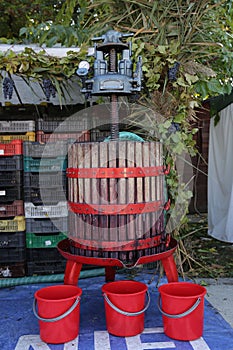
[36,116,90,143]
[0,120,35,278]
[24,140,68,275]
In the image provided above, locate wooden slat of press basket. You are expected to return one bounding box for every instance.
[67,141,165,260]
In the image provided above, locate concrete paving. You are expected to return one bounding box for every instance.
[196,277,233,328]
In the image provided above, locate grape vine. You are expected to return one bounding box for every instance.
[42,78,56,101]
[2,77,14,99]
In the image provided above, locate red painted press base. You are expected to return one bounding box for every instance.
[57,238,178,286]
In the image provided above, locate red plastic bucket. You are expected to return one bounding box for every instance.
[102,280,150,337]
[33,285,82,344]
[158,282,206,341]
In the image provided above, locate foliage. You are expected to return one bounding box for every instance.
[178,220,233,278]
[19,0,103,47]
[0,0,64,41]
[91,0,232,226]
[0,47,80,77]
[202,0,233,87]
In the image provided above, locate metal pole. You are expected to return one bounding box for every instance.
[109,48,119,140]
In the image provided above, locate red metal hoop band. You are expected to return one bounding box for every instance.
[69,235,162,251]
[68,200,163,215]
[66,165,169,179]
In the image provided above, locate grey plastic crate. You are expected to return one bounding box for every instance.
[0,231,25,248]
[23,171,67,188]
[0,247,26,263]
[24,187,67,204]
[0,120,35,132]
[0,170,22,186]
[23,141,68,158]
[0,186,22,202]
[0,155,23,171]
[26,247,65,262]
[37,118,90,133]
[25,217,68,234]
[26,260,66,276]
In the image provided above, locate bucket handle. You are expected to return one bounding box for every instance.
[157,294,201,319]
[103,290,150,317]
[33,296,81,323]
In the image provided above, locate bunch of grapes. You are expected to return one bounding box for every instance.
[3,77,14,99]
[168,122,180,134]
[42,79,56,101]
[168,62,180,82]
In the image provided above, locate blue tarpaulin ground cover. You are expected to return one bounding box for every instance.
[0,272,233,350]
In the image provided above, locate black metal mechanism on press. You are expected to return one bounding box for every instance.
[76,30,143,140]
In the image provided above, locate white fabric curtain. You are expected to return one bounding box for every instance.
[208,103,233,243]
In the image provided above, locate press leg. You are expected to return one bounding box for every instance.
[161,254,178,282]
[64,260,82,285]
[105,266,116,282]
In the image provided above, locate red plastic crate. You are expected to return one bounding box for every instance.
[36,130,90,143]
[0,200,24,218]
[0,140,23,156]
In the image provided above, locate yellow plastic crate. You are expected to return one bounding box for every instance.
[0,216,25,232]
[0,132,35,142]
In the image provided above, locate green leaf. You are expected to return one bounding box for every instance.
[52,78,63,107]
[163,120,172,128]
[170,132,180,143]
[46,36,59,48]
[184,73,199,85]
[157,45,167,54]
[32,67,51,73]
[19,27,28,36]
[173,114,185,123]
[176,77,187,87]
[19,61,30,73]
